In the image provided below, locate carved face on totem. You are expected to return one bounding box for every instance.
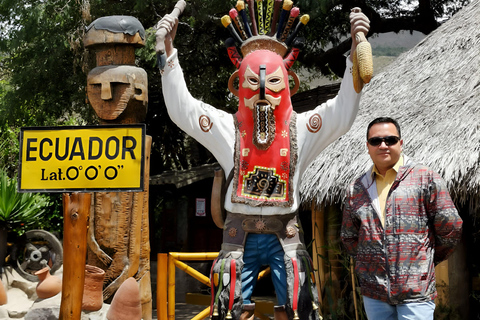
[237,50,292,150]
[87,65,148,123]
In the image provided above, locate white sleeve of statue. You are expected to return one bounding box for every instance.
[161,49,235,172]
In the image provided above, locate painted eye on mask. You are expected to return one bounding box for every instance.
[266,70,285,93]
[242,66,286,93]
[268,77,282,85]
[247,76,260,86]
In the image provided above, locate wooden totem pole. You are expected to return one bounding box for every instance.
[84,16,152,320]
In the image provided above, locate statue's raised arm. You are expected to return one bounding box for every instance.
[155,0,186,68]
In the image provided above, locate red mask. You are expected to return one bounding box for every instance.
[232,49,296,207]
[237,50,292,150]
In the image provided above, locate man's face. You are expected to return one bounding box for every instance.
[367,122,403,174]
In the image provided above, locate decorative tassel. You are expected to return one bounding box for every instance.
[246,0,258,35]
[236,1,253,38]
[291,257,300,319]
[229,9,247,40]
[276,0,293,40]
[264,0,274,34]
[293,310,300,320]
[285,14,309,47]
[213,304,220,317]
[256,0,265,35]
[283,46,301,70]
[280,7,299,41]
[226,259,236,319]
[222,15,244,44]
[226,38,242,68]
[209,258,217,318]
[268,0,283,36]
[213,260,226,318]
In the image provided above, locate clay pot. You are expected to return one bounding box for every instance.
[0,278,7,305]
[35,266,62,299]
[106,277,142,320]
[82,264,105,311]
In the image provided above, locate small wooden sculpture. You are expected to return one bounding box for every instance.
[84,15,152,320]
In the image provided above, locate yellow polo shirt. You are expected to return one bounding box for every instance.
[372,155,404,227]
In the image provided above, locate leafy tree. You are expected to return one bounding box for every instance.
[0,0,92,128]
[0,0,471,174]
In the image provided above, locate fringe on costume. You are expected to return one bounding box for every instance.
[284,249,322,320]
[210,250,244,320]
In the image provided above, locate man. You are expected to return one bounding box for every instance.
[157,7,370,320]
[341,117,463,319]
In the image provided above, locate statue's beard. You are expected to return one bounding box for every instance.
[243,94,281,150]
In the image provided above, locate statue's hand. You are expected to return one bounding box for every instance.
[349,8,370,54]
[98,252,113,266]
[103,284,116,300]
[155,14,179,58]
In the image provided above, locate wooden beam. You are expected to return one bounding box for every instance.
[59,193,91,320]
[312,202,325,306]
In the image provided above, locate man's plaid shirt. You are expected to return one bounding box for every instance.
[341,157,463,304]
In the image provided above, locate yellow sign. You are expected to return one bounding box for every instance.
[19,125,145,192]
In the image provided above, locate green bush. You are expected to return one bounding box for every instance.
[0,168,48,235]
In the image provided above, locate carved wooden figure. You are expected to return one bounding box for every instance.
[84,15,152,320]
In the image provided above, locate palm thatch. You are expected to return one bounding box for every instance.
[301,0,480,213]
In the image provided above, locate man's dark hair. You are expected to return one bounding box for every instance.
[366,117,401,139]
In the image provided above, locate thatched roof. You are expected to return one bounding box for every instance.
[301,0,480,212]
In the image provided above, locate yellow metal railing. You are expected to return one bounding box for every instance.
[157,252,272,320]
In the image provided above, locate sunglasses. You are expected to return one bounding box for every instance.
[367,136,400,146]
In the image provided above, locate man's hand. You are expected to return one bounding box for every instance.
[349,8,370,60]
[155,14,179,59]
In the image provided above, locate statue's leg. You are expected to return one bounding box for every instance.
[211,250,244,319]
[284,250,321,320]
[211,212,247,320]
[242,233,271,304]
[266,235,288,306]
[277,214,321,320]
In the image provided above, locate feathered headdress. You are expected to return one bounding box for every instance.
[222,0,310,95]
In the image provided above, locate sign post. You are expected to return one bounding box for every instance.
[59,193,91,319]
[18,124,146,319]
[19,125,146,193]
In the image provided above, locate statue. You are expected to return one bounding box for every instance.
[84,15,152,320]
[156,1,371,319]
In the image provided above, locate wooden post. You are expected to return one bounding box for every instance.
[326,204,342,312]
[59,192,91,320]
[435,260,449,306]
[167,254,176,320]
[157,253,168,320]
[312,202,325,306]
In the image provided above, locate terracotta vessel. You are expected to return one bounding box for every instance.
[0,279,7,305]
[35,266,62,299]
[106,277,142,320]
[82,264,105,311]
